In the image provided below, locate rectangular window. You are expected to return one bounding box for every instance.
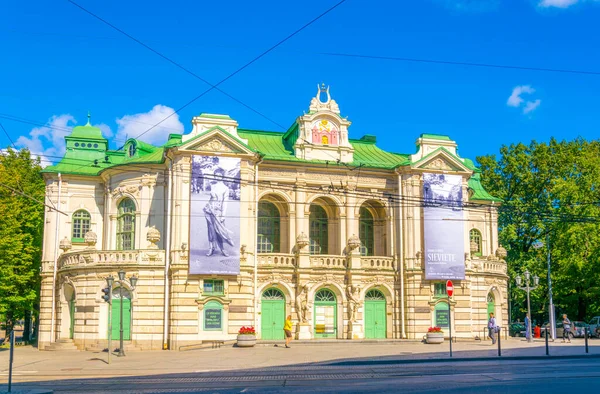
[434,283,447,297]
[203,279,224,295]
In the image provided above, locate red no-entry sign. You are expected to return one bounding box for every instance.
[446,280,454,297]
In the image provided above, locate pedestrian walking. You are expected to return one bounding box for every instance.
[525,314,531,341]
[562,314,572,343]
[284,315,293,348]
[488,312,497,345]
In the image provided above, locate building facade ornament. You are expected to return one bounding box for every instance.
[84,230,97,249]
[146,226,160,249]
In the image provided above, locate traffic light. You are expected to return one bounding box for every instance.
[102,287,111,303]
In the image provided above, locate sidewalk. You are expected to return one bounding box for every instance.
[1,338,599,383]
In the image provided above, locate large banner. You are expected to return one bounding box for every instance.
[189,155,241,275]
[423,173,465,280]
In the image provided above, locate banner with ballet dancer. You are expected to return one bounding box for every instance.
[189,155,241,275]
[423,173,465,280]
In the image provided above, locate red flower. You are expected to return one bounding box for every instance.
[428,326,443,333]
[238,326,256,335]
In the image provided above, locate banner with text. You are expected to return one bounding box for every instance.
[423,173,465,280]
[189,155,241,275]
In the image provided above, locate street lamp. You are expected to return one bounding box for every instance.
[114,269,138,357]
[533,235,556,340]
[515,269,539,343]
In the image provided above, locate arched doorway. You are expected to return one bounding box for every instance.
[364,289,386,339]
[314,288,337,338]
[261,288,285,340]
[487,292,495,316]
[111,287,132,341]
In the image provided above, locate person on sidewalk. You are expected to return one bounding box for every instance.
[488,312,497,345]
[284,315,293,348]
[562,314,572,343]
[525,314,531,341]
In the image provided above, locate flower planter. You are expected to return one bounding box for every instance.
[236,334,256,347]
[426,332,444,344]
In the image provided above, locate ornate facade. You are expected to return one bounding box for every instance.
[38,85,508,351]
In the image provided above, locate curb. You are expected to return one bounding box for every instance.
[325,353,600,366]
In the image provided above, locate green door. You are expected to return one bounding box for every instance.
[487,293,495,316]
[69,299,76,339]
[314,289,337,338]
[365,289,386,339]
[111,289,131,341]
[261,288,285,340]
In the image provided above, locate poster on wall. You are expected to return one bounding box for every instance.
[189,155,241,275]
[423,173,465,280]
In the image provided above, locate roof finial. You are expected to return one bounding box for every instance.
[86,111,91,126]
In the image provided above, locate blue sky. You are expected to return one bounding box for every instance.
[1,0,599,165]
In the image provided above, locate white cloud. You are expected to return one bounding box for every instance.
[115,105,184,146]
[539,0,580,8]
[16,114,76,166]
[523,99,542,114]
[507,85,541,115]
[507,85,535,107]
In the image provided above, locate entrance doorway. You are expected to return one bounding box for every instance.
[261,288,285,340]
[111,287,132,341]
[364,289,386,339]
[314,288,337,338]
[65,285,76,340]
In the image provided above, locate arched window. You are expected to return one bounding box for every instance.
[262,288,285,300]
[359,207,374,256]
[117,198,136,250]
[72,210,91,241]
[257,202,280,253]
[315,288,336,302]
[309,205,328,255]
[365,289,385,301]
[470,229,482,256]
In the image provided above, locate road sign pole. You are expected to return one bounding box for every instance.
[448,295,452,358]
[446,280,454,358]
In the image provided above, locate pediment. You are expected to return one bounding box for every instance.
[412,148,472,173]
[178,126,255,156]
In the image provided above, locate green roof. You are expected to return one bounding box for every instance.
[420,133,452,141]
[69,123,104,140]
[40,117,500,204]
[468,172,502,202]
[238,129,409,169]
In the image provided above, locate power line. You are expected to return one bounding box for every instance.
[319,52,600,76]
[68,0,349,143]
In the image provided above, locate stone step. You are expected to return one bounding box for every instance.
[44,339,79,351]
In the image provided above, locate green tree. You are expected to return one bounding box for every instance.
[478,138,600,324]
[0,148,45,343]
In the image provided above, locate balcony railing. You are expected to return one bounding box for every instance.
[310,255,347,269]
[481,260,507,275]
[58,249,165,270]
[257,253,296,268]
[361,256,394,270]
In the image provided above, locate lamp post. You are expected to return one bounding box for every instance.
[115,269,138,357]
[105,275,114,364]
[533,235,556,340]
[515,270,539,343]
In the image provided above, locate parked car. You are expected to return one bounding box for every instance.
[555,321,591,339]
[588,316,600,338]
[509,322,525,337]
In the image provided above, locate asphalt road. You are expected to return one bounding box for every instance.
[6,357,600,394]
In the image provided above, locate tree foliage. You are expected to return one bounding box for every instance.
[0,149,45,341]
[478,138,600,324]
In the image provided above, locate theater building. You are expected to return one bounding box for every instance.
[38,85,508,351]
